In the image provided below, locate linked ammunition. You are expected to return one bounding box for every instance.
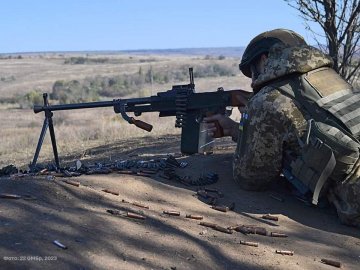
[136,172,152,177]
[197,190,209,199]
[63,170,73,177]
[204,188,224,197]
[321,258,341,268]
[275,250,294,256]
[139,169,157,174]
[50,172,65,177]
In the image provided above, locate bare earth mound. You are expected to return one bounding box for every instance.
[1,135,359,270]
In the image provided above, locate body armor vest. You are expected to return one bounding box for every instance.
[269,67,360,205]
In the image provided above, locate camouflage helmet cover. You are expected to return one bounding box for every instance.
[239,29,307,78]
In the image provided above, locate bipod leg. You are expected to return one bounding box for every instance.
[47,114,60,171]
[30,118,49,172]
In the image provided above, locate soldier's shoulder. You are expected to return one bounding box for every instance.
[250,86,293,110]
[249,86,307,126]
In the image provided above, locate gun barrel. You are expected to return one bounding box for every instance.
[33,100,118,114]
[33,97,155,114]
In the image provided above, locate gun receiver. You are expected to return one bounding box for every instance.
[30,68,252,171]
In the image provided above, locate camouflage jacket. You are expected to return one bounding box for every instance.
[233,44,333,190]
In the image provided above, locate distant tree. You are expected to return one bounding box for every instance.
[285,0,360,84]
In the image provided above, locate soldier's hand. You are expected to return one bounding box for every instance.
[203,114,238,138]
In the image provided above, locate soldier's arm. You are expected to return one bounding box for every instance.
[233,90,297,191]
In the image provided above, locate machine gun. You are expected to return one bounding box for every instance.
[30,68,252,171]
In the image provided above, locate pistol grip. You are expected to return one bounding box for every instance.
[130,118,153,132]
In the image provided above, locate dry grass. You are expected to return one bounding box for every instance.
[0,54,251,169]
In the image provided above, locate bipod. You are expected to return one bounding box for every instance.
[29,93,60,172]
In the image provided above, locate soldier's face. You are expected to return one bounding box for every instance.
[250,54,268,82]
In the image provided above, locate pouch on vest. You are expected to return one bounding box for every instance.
[290,119,359,205]
[272,67,360,205]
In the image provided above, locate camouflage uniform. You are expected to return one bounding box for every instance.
[233,43,360,227]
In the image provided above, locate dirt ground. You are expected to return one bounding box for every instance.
[0,135,359,270]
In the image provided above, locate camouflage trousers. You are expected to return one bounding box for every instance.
[329,164,360,228]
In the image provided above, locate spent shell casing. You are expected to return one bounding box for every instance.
[185,214,203,220]
[236,225,267,236]
[275,250,294,256]
[64,180,80,187]
[214,225,233,234]
[211,205,229,212]
[132,202,149,209]
[321,258,341,268]
[270,232,288,238]
[199,222,217,229]
[262,214,279,221]
[53,240,67,249]
[240,240,258,247]
[0,193,21,199]
[163,210,180,216]
[102,189,119,196]
[126,212,146,220]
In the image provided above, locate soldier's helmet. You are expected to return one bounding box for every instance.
[239,29,307,78]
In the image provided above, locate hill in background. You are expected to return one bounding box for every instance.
[0,47,245,58]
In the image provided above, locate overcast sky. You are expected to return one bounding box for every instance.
[1,0,324,53]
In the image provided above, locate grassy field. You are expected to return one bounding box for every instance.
[0,52,251,169]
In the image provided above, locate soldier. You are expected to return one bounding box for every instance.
[205,29,360,227]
